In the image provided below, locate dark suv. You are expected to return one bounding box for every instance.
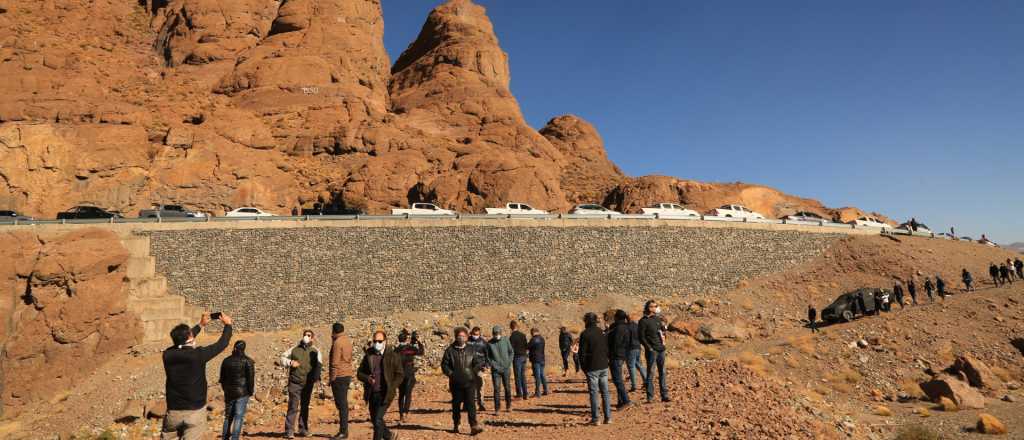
[56,206,122,220]
[822,288,880,322]
[0,210,32,221]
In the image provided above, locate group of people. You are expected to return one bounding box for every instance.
[160,299,674,439]
[989,258,1023,287]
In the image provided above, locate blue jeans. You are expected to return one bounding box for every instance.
[491,369,512,410]
[221,396,249,440]
[609,358,630,405]
[585,369,611,423]
[513,356,528,398]
[644,349,669,401]
[531,361,549,395]
[627,348,645,390]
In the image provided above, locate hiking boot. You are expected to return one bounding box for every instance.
[470,426,485,436]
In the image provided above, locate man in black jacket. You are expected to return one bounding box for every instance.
[395,330,424,423]
[638,300,671,403]
[509,321,529,400]
[527,328,549,397]
[990,263,1001,286]
[625,315,645,392]
[162,313,233,440]
[220,340,254,440]
[1015,258,1023,280]
[606,310,632,407]
[578,312,611,425]
[441,327,486,435]
[558,326,577,377]
[467,327,488,411]
[357,330,405,440]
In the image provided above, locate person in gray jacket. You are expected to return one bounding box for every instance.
[485,325,514,413]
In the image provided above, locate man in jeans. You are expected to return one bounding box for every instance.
[485,325,514,413]
[527,327,549,397]
[219,340,254,440]
[162,312,233,440]
[578,312,611,425]
[626,315,646,392]
[441,327,486,435]
[467,327,488,411]
[606,310,632,408]
[329,323,353,439]
[638,300,671,403]
[357,330,405,440]
[280,329,323,438]
[558,326,576,376]
[395,330,424,423]
[509,321,529,400]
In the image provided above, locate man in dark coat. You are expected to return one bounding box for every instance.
[962,269,974,292]
[509,321,529,400]
[558,326,576,376]
[1015,258,1024,280]
[626,315,645,392]
[219,339,254,440]
[467,327,488,411]
[578,312,611,425]
[935,275,947,300]
[441,327,486,435]
[907,277,918,305]
[162,313,233,440]
[893,281,905,308]
[1000,263,1012,285]
[395,330,424,423]
[527,328,549,397]
[990,263,1001,286]
[357,330,405,440]
[923,277,935,301]
[606,310,633,407]
[638,300,671,403]
[807,304,819,333]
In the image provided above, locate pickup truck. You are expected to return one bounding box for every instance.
[484,203,548,215]
[138,205,205,218]
[641,203,700,218]
[391,203,456,216]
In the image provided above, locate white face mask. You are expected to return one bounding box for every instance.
[302,336,312,345]
[184,338,196,348]
[494,335,502,340]
[654,306,662,315]
[373,341,386,352]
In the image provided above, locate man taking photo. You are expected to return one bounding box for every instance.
[162,312,233,440]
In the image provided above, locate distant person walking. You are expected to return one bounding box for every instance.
[468,327,488,411]
[441,327,486,435]
[329,323,354,439]
[578,312,612,426]
[893,281,905,308]
[626,314,646,392]
[638,300,671,403]
[509,321,529,400]
[962,269,975,292]
[1016,258,1024,280]
[606,310,632,407]
[558,326,577,376]
[219,340,254,440]
[990,263,1001,286]
[162,313,233,440]
[807,304,819,333]
[1000,263,1012,285]
[357,330,405,440]
[528,328,549,397]
[280,329,323,439]
[1006,259,1017,281]
[907,277,918,305]
[485,325,514,413]
[935,275,947,300]
[396,330,424,423]
[923,277,935,302]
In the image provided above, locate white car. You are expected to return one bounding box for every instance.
[225,207,276,217]
[784,211,828,223]
[569,204,621,215]
[641,203,700,218]
[711,204,766,220]
[485,203,548,215]
[391,203,456,216]
[848,216,891,229]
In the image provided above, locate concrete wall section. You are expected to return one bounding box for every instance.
[145,225,841,331]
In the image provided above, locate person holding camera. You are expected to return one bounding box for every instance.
[395,329,425,422]
[280,329,323,439]
[329,323,353,439]
[161,312,233,440]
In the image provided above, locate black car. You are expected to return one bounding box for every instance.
[301,204,364,216]
[0,210,32,221]
[56,206,123,220]
[822,288,880,323]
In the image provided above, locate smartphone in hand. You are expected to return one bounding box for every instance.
[210,312,222,320]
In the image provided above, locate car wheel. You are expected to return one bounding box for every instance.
[841,310,853,322]
[725,214,732,218]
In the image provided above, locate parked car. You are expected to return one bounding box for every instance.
[711,204,766,220]
[0,210,33,221]
[848,216,891,229]
[225,207,276,217]
[138,204,205,218]
[897,222,932,234]
[641,203,700,218]
[301,204,364,216]
[821,288,880,323]
[784,211,827,223]
[569,204,621,215]
[391,203,456,216]
[56,205,122,220]
[485,203,548,215]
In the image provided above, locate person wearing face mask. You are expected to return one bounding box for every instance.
[279,330,323,438]
[395,329,424,423]
[162,312,234,440]
[485,325,514,413]
[638,300,671,403]
[441,327,486,435]
[467,327,488,411]
[219,340,255,440]
[357,330,405,440]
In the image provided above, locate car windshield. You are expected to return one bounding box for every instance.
[579,205,602,210]
[0,211,15,216]
[241,208,257,213]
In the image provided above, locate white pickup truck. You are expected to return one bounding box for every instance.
[485,203,548,215]
[641,203,700,218]
[391,203,456,216]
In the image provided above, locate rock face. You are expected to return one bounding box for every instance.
[0,229,141,418]
[919,374,986,410]
[0,0,881,219]
[952,354,999,390]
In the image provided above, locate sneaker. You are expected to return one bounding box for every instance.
[297,431,311,438]
[588,420,600,427]
[284,435,294,440]
[603,419,612,425]
[332,434,348,440]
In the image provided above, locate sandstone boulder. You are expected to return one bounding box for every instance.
[952,354,999,390]
[919,375,986,410]
[696,318,750,343]
[977,413,1007,435]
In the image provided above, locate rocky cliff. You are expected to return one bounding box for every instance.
[0,0,880,220]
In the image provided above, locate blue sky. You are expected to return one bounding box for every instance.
[382,1,1023,243]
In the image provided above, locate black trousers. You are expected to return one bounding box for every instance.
[331,378,350,436]
[368,391,392,440]
[398,375,416,416]
[450,385,478,429]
